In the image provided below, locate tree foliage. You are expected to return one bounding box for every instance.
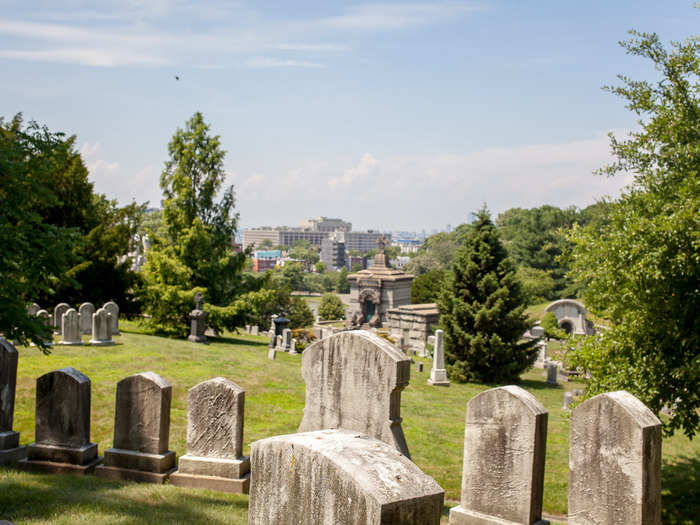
[288,296,315,328]
[411,269,447,304]
[438,208,536,383]
[318,293,346,321]
[566,26,700,437]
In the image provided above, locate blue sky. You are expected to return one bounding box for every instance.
[1,1,697,230]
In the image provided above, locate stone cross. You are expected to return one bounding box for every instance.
[298,331,412,457]
[376,234,389,253]
[102,301,120,335]
[428,329,450,386]
[194,291,203,310]
[449,386,548,525]
[90,308,114,346]
[96,371,176,483]
[53,303,70,334]
[249,429,444,525]
[60,308,83,345]
[170,377,250,493]
[569,391,661,525]
[19,367,100,474]
[78,303,95,334]
[0,338,26,465]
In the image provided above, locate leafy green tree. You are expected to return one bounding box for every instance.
[411,269,447,304]
[566,26,700,438]
[516,266,557,305]
[315,261,326,273]
[540,312,567,340]
[289,240,319,270]
[335,267,350,293]
[288,296,315,328]
[438,208,536,383]
[278,262,305,291]
[0,115,78,349]
[318,293,346,321]
[140,112,247,334]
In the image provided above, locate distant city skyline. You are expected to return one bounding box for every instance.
[1,1,696,231]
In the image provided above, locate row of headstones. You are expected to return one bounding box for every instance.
[0,337,249,492]
[243,325,260,336]
[267,328,298,359]
[28,301,119,343]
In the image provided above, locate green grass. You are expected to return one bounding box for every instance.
[1,320,697,524]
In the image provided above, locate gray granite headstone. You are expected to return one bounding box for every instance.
[449,386,548,525]
[251,325,259,336]
[53,303,70,334]
[96,371,176,483]
[289,338,298,355]
[428,329,449,386]
[282,328,292,350]
[170,377,250,493]
[546,363,558,385]
[268,348,277,360]
[19,367,99,473]
[569,391,661,525]
[276,335,284,350]
[268,329,276,349]
[90,308,114,345]
[60,308,83,345]
[102,301,120,335]
[78,302,95,334]
[0,338,26,465]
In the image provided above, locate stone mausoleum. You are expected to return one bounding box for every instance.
[347,237,413,327]
[386,303,440,354]
[544,299,595,335]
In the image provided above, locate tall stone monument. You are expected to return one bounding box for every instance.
[59,308,83,345]
[53,303,70,334]
[427,329,450,386]
[449,386,548,525]
[90,308,114,345]
[18,367,101,474]
[102,301,120,335]
[187,292,208,344]
[569,391,661,525]
[95,372,177,483]
[248,429,444,525]
[170,377,250,493]
[0,338,26,465]
[78,302,95,334]
[298,331,412,457]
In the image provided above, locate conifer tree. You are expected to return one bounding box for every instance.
[438,207,536,383]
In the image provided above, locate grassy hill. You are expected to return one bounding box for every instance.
[1,321,696,524]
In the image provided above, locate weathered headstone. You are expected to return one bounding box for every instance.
[245,325,251,334]
[59,308,83,345]
[251,325,259,336]
[546,363,558,385]
[18,367,100,474]
[90,308,114,345]
[248,429,444,525]
[0,338,26,465]
[53,303,70,334]
[282,328,291,350]
[78,302,95,334]
[276,335,284,350]
[102,301,120,335]
[95,372,176,483]
[427,329,450,386]
[535,340,547,369]
[563,391,574,410]
[187,292,208,344]
[27,302,40,317]
[268,329,276,349]
[34,310,54,346]
[289,338,298,355]
[298,331,412,457]
[267,348,277,360]
[449,386,548,525]
[569,391,661,525]
[170,378,250,493]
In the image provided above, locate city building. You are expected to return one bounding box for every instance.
[393,239,422,254]
[252,249,281,272]
[320,238,345,270]
[300,217,352,233]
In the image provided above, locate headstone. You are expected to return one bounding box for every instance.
[34,310,54,346]
[53,303,70,334]
[90,308,114,345]
[18,368,100,474]
[95,372,176,483]
[249,429,444,525]
[78,302,95,334]
[187,292,208,344]
[251,325,259,336]
[27,302,40,317]
[245,325,251,334]
[563,392,574,410]
[569,391,661,525]
[449,386,548,525]
[170,378,250,493]
[427,335,436,347]
[267,348,277,360]
[546,363,558,385]
[289,338,298,355]
[59,308,83,345]
[535,340,547,368]
[102,301,120,335]
[427,329,450,386]
[276,335,283,350]
[0,338,26,465]
[282,328,292,350]
[268,329,276,349]
[298,331,412,457]
[417,362,424,373]
[531,325,545,338]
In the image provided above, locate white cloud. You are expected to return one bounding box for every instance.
[328,153,378,187]
[246,57,324,68]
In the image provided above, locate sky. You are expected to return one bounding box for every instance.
[1,1,697,231]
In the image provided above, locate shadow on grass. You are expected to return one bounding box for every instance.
[661,455,700,525]
[210,335,268,348]
[517,378,561,391]
[0,469,248,524]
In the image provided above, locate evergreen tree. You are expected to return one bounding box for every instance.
[438,207,536,383]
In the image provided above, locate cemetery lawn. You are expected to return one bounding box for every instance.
[2,321,698,525]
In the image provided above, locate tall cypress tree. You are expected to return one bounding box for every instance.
[438,207,536,383]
